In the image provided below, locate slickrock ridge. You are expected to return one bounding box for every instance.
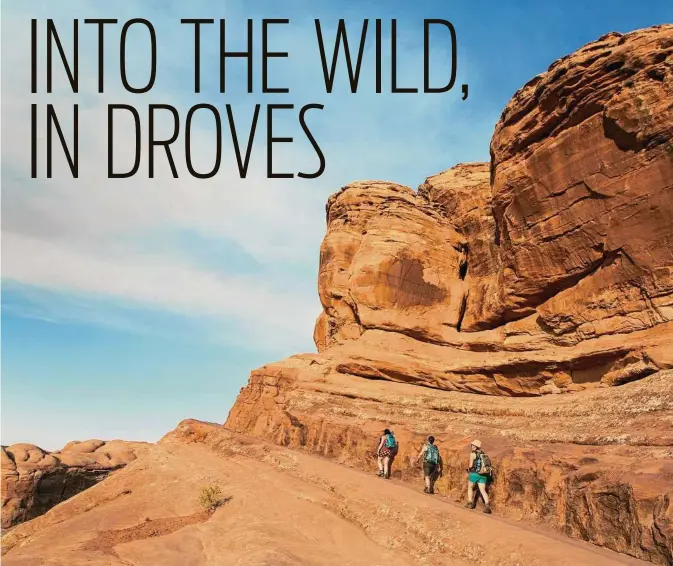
[227,367,673,563]
[0,420,655,565]
[227,25,673,564]
[1,439,150,529]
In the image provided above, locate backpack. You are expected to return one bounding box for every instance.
[476,452,493,475]
[425,444,439,464]
[385,433,396,448]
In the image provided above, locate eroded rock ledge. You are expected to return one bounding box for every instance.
[226,25,673,564]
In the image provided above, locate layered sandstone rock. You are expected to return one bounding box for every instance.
[490,25,673,335]
[226,367,673,563]
[1,439,150,529]
[227,25,673,564]
[312,25,673,394]
[313,181,468,350]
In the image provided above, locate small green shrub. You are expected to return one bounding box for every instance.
[198,484,223,511]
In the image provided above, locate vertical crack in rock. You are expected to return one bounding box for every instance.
[456,294,468,333]
[457,244,469,332]
[346,293,363,328]
[458,244,469,281]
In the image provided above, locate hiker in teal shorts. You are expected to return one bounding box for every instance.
[465,439,492,514]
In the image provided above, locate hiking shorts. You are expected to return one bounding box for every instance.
[423,462,437,477]
[380,446,395,458]
[468,472,488,484]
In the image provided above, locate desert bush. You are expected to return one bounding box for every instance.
[198,484,223,511]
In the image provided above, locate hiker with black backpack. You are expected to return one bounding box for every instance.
[465,439,492,514]
[376,429,398,479]
[415,435,442,494]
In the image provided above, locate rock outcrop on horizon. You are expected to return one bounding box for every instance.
[227,25,673,564]
[1,440,150,529]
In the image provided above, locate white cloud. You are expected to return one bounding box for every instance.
[3,232,317,334]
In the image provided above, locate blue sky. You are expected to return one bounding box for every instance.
[2,0,672,450]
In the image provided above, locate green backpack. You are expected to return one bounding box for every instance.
[425,444,439,464]
[385,433,396,448]
[477,452,493,475]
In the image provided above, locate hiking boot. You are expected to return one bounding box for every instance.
[423,487,429,493]
[377,471,384,477]
[428,488,434,494]
[483,505,492,514]
[464,502,476,509]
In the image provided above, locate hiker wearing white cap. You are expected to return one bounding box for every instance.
[465,439,492,513]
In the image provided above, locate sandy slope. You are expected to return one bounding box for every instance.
[2,426,649,566]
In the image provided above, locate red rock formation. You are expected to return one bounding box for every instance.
[1,439,150,529]
[226,25,673,564]
[314,181,468,351]
[227,367,673,563]
[419,163,502,331]
[490,26,673,335]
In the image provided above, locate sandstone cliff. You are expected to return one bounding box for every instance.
[1,439,150,529]
[226,25,673,564]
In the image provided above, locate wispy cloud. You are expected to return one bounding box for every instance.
[4,232,317,338]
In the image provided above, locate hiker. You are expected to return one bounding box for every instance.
[415,435,442,494]
[465,439,492,514]
[376,429,398,479]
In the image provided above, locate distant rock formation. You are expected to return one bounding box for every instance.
[227,25,673,564]
[1,439,150,529]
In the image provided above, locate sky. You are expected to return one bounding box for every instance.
[2,0,672,450]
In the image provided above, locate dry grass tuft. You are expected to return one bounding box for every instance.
[198,484,225,511]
